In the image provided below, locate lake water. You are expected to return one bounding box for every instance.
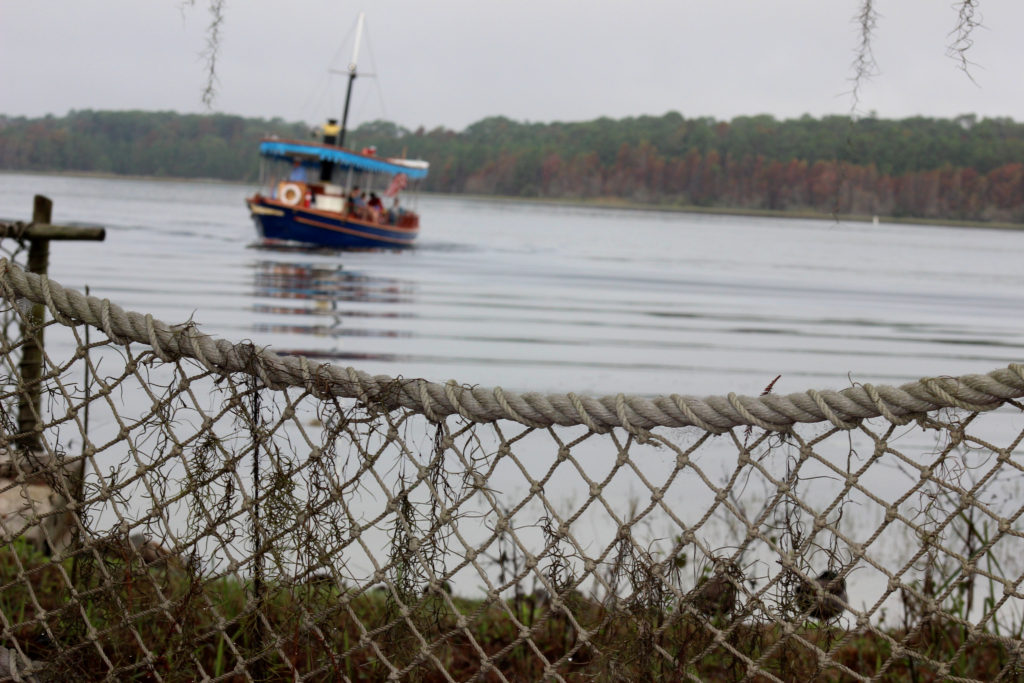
[2,172,1023,619]
[1,171,1022,399]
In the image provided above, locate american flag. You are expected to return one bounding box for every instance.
[384,173,408,197]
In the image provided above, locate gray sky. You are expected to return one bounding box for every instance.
[2,1,1023,131]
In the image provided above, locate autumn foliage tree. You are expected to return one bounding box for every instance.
[348,111,1024,222]
[4,109,1024,223]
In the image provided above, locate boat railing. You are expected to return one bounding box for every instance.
[265,180,419,228]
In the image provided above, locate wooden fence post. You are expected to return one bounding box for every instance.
[5,195,106,455]
[15,196,52,453]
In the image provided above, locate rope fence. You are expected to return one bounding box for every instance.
[0,256,1020,681]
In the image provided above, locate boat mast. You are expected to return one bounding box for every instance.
[338,12,365,149]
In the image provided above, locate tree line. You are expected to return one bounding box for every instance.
[3,109,1024,222]
[0,110,308,181]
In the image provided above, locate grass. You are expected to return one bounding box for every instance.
[0,542,1019,682]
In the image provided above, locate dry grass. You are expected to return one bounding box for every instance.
[1,541,1018,682]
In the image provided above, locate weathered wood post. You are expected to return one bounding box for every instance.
[16,196,52,453]
[1,195,106,453]
[0,195,105,556]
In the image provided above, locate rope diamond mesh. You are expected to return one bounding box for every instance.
[0,257,1021,681]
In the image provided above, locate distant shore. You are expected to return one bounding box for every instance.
[455,193,1024,232]
[4,168,1022,232]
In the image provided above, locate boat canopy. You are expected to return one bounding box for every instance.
[259,139,429,180]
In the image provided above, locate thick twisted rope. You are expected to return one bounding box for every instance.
[1,258,1021,433]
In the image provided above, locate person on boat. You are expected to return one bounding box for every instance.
[368,192,383,222]
[288,161,308,182]
[322,120,341,145]
[347,187,369,219]
[346,186,361,216]
[389,196,404,225]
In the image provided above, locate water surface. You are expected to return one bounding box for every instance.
[2,172,1022,399]
[2,172,1023,618]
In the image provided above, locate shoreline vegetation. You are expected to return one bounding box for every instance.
[1,541,1015,681]
[4,168,1022,233]
[3,109,1024,229]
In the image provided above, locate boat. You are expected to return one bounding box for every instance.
[246,14,429,250]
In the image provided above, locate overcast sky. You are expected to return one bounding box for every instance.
[3,1,1023,131]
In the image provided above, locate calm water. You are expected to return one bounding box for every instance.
[1,171,1022,399]
[3,172,1024,615]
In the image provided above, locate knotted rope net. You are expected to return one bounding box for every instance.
[0,256,1021,681]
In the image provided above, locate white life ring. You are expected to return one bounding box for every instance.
[280,182,304,206]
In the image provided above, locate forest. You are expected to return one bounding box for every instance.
[3,109,1024,223]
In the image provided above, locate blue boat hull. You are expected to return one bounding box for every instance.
[247,196,418,249]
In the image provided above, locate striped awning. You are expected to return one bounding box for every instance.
[258,140,429,179]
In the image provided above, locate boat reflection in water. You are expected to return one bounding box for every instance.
[251,258,413,360]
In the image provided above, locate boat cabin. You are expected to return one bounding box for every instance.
[258,123,427,225]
